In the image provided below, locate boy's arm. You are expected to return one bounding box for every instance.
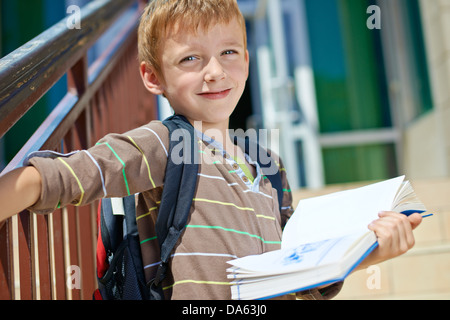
[0,166,42,223]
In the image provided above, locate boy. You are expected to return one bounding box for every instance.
[0,0,421,300]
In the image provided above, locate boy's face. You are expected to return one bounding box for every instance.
[141,17,249,129]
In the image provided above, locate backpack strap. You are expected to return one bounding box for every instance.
[233,135,283,211]
[149,114,199,299]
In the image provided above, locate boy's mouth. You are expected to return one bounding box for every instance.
[198,89,231,100]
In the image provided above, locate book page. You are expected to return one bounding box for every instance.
[282,176,405,249]
[228,232,367,277]
[392,181,427,213]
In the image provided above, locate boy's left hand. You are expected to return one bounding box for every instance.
[363,211,422,267]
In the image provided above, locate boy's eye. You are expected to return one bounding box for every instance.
[222,50,237,56]
[180,56,197,63]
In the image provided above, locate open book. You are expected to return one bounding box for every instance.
[227,176,428,300]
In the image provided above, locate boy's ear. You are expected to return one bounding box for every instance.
[245,50,250,77]
[140,62,164,95]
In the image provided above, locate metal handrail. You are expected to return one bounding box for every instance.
[0,0,136,139]
[1,0,143,174]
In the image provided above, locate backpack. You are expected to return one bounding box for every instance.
[93,115,284,300]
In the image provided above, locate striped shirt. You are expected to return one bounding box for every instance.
[26,120,342,300]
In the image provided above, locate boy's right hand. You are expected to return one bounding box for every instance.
[359,211,422,269]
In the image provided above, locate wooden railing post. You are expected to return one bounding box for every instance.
[0,220,10,299]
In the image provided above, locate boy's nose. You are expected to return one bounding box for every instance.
[204,57,225,82]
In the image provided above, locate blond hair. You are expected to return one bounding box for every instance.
[138,0,247,78]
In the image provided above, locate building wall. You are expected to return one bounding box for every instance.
[404,0,450,179]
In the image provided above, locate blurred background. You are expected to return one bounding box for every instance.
[0,0,449,299]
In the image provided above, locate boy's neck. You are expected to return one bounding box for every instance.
[191,119,245,160]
